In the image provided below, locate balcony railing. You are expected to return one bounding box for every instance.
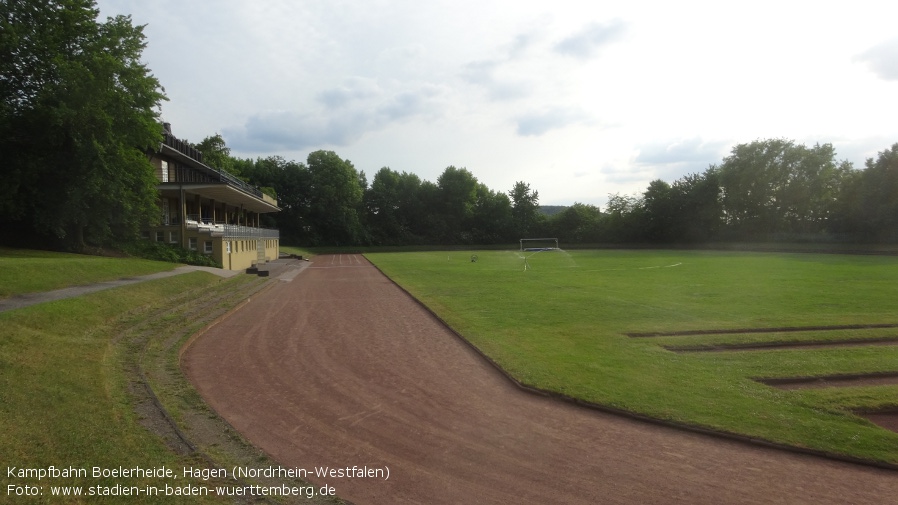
[223,224,279,239]
[185,216,279,239]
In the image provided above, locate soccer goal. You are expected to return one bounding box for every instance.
[520,237,559,252]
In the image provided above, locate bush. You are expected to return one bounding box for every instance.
[121,241,222,268]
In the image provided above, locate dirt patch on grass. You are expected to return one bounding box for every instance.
[665,337,898,352]
[857,410,898,434]
[627,323,898,338]
[756,372,898,390]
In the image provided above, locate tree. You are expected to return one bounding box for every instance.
[471,183,512,243]
[604,193,646,242]
[306,150,366,245]
[365,167,404,243]
[672,169,722,242]
[245,156,311,242]
[716,139,851,239]
[508,181,542,237]
[642,170,722,243]
[548,203,602,243]
[365,167,432,244]
[840,143,898,241]
[435,166,478,243]
[642,179,676,242]
[0,0,166,248]
[195,134,236,175]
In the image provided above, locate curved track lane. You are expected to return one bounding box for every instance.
[183,254,897,504]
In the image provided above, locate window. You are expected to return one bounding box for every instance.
[161,198,170,225]
[161,160,169,182]
[204,241,213,254]
[169,231,178,244]
[155,231,164,242]
[188,237,197,250]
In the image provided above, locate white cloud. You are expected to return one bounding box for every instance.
[855,38,898,80]
[225,81,448,152]
[515,108,593,137]
[317,78,382,109]
[636,138,728,166]
[553,20,626,59]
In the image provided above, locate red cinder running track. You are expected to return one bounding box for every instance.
[183,254,897,505]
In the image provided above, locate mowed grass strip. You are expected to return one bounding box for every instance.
[0,247,176,299]
[0,273,231,504]
[367,249,898,465]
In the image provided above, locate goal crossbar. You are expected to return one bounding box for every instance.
[520,237,559,251]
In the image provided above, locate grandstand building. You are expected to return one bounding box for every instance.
[141,123,280,270]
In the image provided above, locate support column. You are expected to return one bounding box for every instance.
[180,186,187,249]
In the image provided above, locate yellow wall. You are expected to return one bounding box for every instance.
[215,238,280,271]
[145,226,279,271]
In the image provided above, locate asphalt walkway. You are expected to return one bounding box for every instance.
[0,259,308,313]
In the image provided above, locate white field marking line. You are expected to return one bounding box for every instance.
[637,262,683,270]
[579,263,685,273]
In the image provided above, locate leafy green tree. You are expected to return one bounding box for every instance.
[365,167,431,244]
[548,203,603,243]
[642,179,676,242]
[0,0,166,248]
[716,139,851,239]
[306,150,366,245]
[840,143,898,241]
[673,169,722,242]
[471,183,512,243]
[642,170,722,243]
[508,181,542,237]
[245,156,311,241]
[603,193,646,242]
[435,166,479,243]
[195,134,236,175]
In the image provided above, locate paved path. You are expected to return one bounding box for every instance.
[183,254,897,505]
[0,265,242,313]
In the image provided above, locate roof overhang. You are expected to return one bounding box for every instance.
[159,183,280,214]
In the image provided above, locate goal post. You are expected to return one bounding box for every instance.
[520,237,559,252]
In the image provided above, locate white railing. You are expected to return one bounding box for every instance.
[184,216,279,239]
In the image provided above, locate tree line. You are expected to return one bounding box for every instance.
[202,135,898,247]
[196,135,542,246]
[599,139,898,245]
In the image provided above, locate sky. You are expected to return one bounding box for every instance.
[96,0,898,207]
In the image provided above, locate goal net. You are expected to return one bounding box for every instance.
[519,237,559,252]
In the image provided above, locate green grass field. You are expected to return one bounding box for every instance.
[0,247,177,299]
[367,249,898,465]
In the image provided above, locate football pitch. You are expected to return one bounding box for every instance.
[366,249,898,465]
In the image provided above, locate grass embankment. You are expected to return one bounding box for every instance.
[0,247,176,299]
[279,245,317,259]
[367,249,898,465]
[0,250,342,503]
